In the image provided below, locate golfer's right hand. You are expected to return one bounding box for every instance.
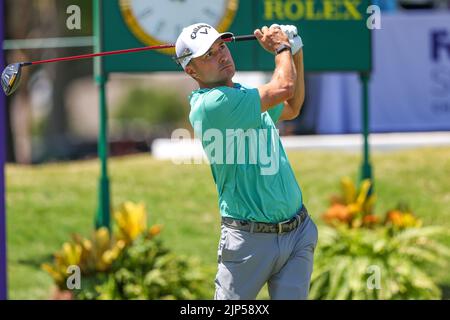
[271,24,303,56]
[254,25,291,55]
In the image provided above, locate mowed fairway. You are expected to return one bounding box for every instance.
[6,147,450,299]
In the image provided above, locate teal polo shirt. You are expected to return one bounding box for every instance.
[189,83,303,223]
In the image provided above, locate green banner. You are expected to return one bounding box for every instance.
[100,0,372,73]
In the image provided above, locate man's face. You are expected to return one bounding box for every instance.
[186,38,236,85]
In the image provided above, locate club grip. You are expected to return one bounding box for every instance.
[232,35,257,42]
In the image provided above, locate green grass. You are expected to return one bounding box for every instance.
[6,147,450,299]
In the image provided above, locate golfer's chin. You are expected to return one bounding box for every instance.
[205,69,235,87]
[220,66,235,79]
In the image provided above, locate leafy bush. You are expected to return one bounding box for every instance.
[322,177,376,228]
[310,178,450,300]
[310,224,450,299]
[41,228,124,287]
[42,202,209,300]
[77,235,208,300]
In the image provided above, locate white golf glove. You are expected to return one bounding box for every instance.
[271,24,303,55]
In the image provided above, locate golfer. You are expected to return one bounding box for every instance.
[175,23,318,300]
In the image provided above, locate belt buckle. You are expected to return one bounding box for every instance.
[296,214,301,226]
[278,219,287,234]
[277,208,305,234]
[278,216,293,234]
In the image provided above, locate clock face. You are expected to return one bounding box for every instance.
[119,0,239,53]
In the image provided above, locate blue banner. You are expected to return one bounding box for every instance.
[313,12,450,134]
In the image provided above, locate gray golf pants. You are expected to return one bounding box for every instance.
[214,214,318,300]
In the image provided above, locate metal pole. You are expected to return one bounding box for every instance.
[360,72,373,182]
[94,0,110,230]
[0,0,9,300]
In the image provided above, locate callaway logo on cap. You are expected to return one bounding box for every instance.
[175,23,233,69]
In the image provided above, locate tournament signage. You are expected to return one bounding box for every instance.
[93,0,373,229]
[100,0,372,73]
[368,13,450,132]
[263,0,367,20]
[257,0,372,71]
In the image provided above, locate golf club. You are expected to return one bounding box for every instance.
[1,34,256,96]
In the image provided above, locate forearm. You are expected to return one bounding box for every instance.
[271,50,296,95]
[286,49,305,115]
[255,25,297,111]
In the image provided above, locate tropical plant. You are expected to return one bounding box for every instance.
[42,201,209,299]
[310,177,450,300]
[310,224,450,299]
[42,228,125,288]
[322,177,376,228]
[76,235,208,300]
[114,201,150,245]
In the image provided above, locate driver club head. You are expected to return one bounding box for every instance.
[1,63,27,96]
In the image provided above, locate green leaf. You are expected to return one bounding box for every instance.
[326,257,349,299]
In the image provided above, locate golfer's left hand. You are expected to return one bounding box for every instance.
[270,24,303,55]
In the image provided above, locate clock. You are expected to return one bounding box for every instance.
[119,0,239,55]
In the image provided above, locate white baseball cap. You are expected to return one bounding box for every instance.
[175,23,233,69]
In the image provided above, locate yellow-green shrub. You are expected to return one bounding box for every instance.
[42,202,209,299]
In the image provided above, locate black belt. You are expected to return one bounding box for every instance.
[221,205,309,234]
